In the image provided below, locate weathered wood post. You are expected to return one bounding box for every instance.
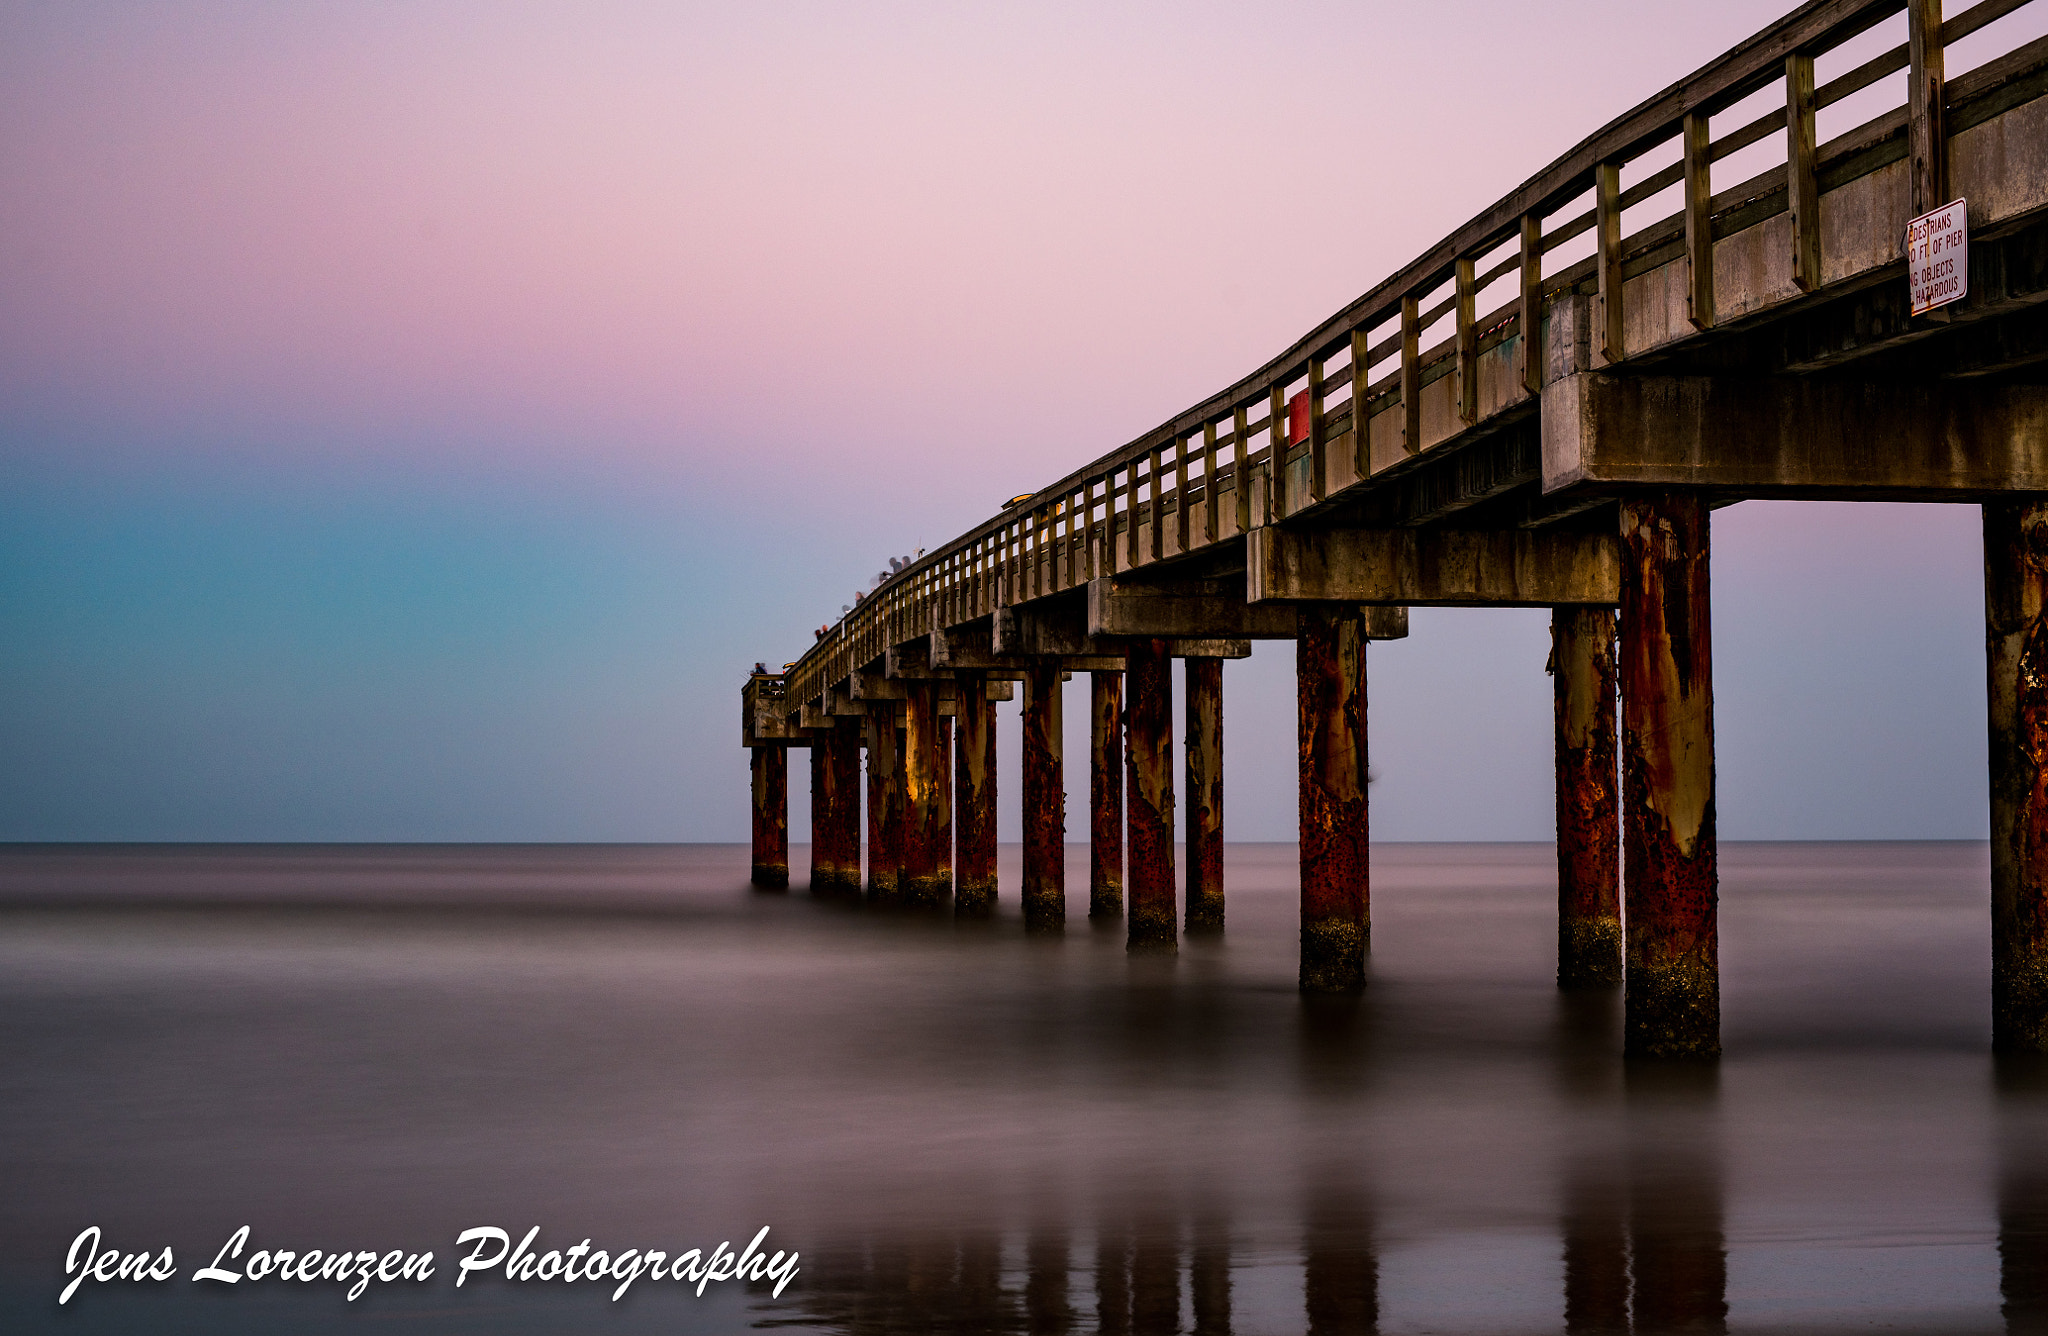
[1986,500,2048,1052]
[1297,606,1369,990]
[1126,637,1177,951]
[811,718,862,893]
[900,681,951,907]
[1554,606,1621,986]
[1090,669,1125,919]
[1021,661,1065,928]
[955,674,999,914]
[750,745,788,889]
[864,704,904,902]
[1618,492,1719,1057]
[1185,654,1224,934]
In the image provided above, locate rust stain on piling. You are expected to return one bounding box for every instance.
[1554,606,1621,987]
[1090,670,1125,919]
[1185,656,1224,934]
[865,706,904,902]
[1022,662,1065,929]
[900,682,952,908]
[1297,607,1367,990]
[1988,503,2048,1052]
[1126,639,1177,951]
[810,721,864,894]
[750,745,788,890]
[1618,493,1719,1058]
[955,676,998,915]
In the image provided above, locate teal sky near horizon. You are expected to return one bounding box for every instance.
[0,1,2013,842]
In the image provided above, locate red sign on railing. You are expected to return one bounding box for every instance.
[1288,390,1311,445]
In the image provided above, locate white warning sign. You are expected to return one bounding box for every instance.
[1907,198,1968,315]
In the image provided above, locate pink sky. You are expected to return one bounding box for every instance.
[1,1,2012,841]
[5,0,1826,496]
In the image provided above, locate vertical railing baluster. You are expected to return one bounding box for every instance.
[1681,112,1715,330]
[1788,52,1820,291]
[1455,256,1477,425]
[1351,327,1373,478]
[1400,294,1421,454]
[1308,356,1326,503]
[1908,0,1947,216]
[1595,159,1624,362]
[1520,213,1544,394]
[1203,419,1219,545]
[1150,443,1165,563]
[1232,404,1251,535]
[1267,385,1285,521]
[1174,432,1191,555]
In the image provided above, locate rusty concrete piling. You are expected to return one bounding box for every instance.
[1090,670,1125,919]
[955,675,998,915]
[749,745,788,890]
[1126,638,1177,952]
[1184,655,1224,934]
[810,719,863,893]
[900,682,952,908]
[1618,493,1720,1058]
[1987,500,2048,1052]
[1554,606,1622,987]
[864,705,905,902]
[1021,662,1065,929]
[1297,607,1369,991]
[939,714,954,872]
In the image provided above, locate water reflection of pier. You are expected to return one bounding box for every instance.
[762,999,1737,1334]
[763,1173,1725,1335]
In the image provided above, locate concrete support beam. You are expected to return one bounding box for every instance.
[886,640,952,680]
[1248,527,1618,607]
[1987,500,2048,1052]
[864,704,905,902]
[1089,670,1124,920]
[1185,656,1224,934]
[750,746,788,890]
[1618,492,1720,1058]
[810,719,862,894]
[1544,373,2048,497]
[901,681,952,908]
[851,668,909,701]
[1553,607,1621,987]
[954,673,998,915]
[1297,607,1370,991]
[931,623,1027,673]
[1087,576,1299,639]
[972,605,1252,665]
[1021,662,1065,929]
[1126,638,1176,952]
[996,604,1125,658]
[1168,639,1254,659]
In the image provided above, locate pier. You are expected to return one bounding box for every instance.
[744,0,2048,1056]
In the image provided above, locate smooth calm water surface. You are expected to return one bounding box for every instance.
[0,841,2033,1334]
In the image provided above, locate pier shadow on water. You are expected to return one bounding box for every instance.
[0,840,2018,1332]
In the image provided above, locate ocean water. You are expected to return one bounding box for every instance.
[0,840,2032,1334]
